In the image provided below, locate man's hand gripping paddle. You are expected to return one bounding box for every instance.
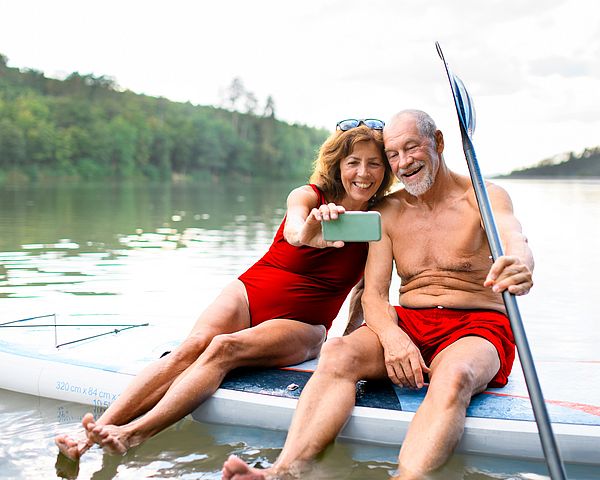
[435,41,567,480]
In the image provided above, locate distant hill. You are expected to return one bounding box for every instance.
[497,147,600,179]
[0,53,328,183]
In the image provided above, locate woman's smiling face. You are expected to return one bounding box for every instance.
[339,140,386,210]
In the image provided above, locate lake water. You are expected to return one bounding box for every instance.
[0,179,599,479]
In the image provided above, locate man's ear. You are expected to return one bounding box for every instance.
[435,130,444,154]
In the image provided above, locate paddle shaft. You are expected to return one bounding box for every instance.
[55,323,148,348]
[460,132,567,479]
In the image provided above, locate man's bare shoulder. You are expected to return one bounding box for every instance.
[373,189,409,215]
[484,180,510,197]
[452,174,512,209]
[483,181,514,210]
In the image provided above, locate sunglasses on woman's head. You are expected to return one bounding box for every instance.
[336,118,385,131]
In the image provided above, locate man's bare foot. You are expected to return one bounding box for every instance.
[392,465,428,480]
[222,454,308,479]
[222,455,273,480]
[54,431,92,461]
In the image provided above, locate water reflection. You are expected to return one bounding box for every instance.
[1,179,599,479]
[0,180,291,252]
[0,180,296,301]
[498,180,600,363]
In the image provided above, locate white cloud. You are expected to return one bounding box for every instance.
[530,56,591,78]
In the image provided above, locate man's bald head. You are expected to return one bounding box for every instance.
[386,110,438,144]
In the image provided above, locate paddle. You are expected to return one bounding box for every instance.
[435,42,567,480]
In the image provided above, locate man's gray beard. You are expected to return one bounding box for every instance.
[400,171,434,196]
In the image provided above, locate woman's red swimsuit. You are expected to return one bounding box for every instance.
[238,184,367,331]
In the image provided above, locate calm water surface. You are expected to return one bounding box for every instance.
[0,179,599,479]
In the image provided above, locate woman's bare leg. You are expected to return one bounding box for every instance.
[85,319,326,454]
[55,280,251,460]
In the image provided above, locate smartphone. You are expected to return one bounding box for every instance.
[321,211,381,242]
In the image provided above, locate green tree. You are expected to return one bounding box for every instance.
[244,91,258,115]
[226,77,245,111]
[0,56,329,183]
[263,95,276,118]
[0,118,26,168]
[108,116,137,177]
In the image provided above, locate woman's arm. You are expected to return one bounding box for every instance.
[344,278,364,335]
[283,186,345,249]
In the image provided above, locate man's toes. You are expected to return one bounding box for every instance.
[224,455,250,473]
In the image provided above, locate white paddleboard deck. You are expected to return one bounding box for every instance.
[1,315,598,465]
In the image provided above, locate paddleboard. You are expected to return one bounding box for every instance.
[0,314,598,465]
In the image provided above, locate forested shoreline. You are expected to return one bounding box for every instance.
[497,147,600,179]
[3,53,597,185]
[0,54,328,184]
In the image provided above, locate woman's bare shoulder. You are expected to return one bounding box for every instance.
[287,184,320,205]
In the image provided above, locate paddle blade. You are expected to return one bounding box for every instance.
[435,42,476,138]
[453,74,476,138]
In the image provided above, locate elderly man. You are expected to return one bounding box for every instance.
[223,109,533,479]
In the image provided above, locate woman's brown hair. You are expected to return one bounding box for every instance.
[309,125,395,205]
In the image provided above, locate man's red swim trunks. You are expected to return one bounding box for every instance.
[239,184,367,331]
[394,306,515,387]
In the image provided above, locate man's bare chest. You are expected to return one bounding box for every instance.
[390,209,491,279]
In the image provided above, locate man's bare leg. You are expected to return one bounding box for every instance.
[55,280,251,461]
[395,336,500,479]
[222,327,387,480]
[84,319,326,454]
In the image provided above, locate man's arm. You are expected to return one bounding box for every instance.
[362,212,430,388]
[483,184,534,295]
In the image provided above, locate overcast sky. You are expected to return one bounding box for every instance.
[1,0,598,175]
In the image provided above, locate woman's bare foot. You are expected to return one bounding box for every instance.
[84,416,144,455]
[55,450,80,479]
[54,412,99,460]
[54,431,92,461]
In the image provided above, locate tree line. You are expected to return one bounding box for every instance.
[499,147,600,178]
[0,53,328,183]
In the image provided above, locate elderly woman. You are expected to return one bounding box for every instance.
[55,120,394,460]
